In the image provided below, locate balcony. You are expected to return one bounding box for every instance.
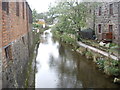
[102,32,112,42]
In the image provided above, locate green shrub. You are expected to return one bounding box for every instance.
[109,43,117,47]
[97,58,105,69]
[104,59,119,76]
[61,34,76,45]
[108,67,119,76]
[85,51,93,59]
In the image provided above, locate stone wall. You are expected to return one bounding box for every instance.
[85,2,95,30]
[95,2,120,44]
[2,33,33,88]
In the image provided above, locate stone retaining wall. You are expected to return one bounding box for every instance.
[2,33,32,88]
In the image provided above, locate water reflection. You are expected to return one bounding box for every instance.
[35,29,119,88]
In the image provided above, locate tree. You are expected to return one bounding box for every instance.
[32,9,38,22]
[48,1,100,40]
[48,1,88,34]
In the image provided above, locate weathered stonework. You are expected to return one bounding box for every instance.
[85,2,95,30]
[95,2,120,44]
[2,34,31,88]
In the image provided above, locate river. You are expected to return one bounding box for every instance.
[35,29,119,88]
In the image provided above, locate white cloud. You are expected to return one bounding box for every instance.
[27,0,56,13]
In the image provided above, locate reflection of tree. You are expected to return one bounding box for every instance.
[59,44,65,57]
[56,46,83,88]
[49,55,55,69]
[46,39,118,88]
[35,61,40,74]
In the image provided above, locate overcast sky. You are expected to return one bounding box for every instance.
[27,0,116,13]
[27,0,56,13]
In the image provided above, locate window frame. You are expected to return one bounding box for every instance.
[23,2,25,19]
[109,4,113,15]
[2,2,9,15]
[99,7,102,16]
[109,25,113,33]
[16,2,19,16]
[98,24,102,33]
[5,45,13,60]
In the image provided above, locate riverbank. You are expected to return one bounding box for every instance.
[24,30,40,88]
[51,30,120,84]
[52,30,79,50]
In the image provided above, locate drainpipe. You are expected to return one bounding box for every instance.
[26,2,30,59]
[93,9,95,32]
[118,2,120,72]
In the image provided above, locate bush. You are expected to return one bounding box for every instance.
[97,58,105,70]
[61,34,76,45]
[85,51,93,59]
[108,67,119,76]
[104,59,119,76]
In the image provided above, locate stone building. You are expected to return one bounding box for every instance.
[95,2,120,44]
[85,2,96,30]
[0,0,33,88]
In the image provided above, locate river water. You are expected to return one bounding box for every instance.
[35,29,119,88]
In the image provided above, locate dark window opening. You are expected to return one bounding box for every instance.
[5,45,12,60]
[29,10,32,24]
[109,4,113,15]
[22,37,25,44]
[119,25,120,35]
[109,25,113,33]
[98,24,101,33]
[23,2,25,19]
[2,2,9,15]
[89,9,91,13]
[99,7,101,16]
[16,2,19,16]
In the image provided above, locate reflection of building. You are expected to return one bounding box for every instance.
[0,0,33,88]
[95,2,120,44]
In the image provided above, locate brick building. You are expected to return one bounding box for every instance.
[95,2,120,44]
[0,0,33,88]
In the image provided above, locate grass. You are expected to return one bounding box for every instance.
[82,39,119,56]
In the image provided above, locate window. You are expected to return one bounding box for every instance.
[109,4,113,15]
[119,25,120,35]
[109,25,113,32]
[16,2,19,16]
[98,24,101,33]
[2,2,9,15]
[23,2,25,19]
[5,45,12,60]
[22,37,25,44]
[99,7,101,16]
[89,9,91,13]
[29,9,32,24]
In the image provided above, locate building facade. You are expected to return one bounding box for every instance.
[0,0,33,88]
[95,2,120,44]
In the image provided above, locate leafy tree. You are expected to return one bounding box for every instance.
[48,1,100,40]
[32,9,38,22]
[48,1,88,34]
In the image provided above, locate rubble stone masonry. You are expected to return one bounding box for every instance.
[95,2,120,44]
